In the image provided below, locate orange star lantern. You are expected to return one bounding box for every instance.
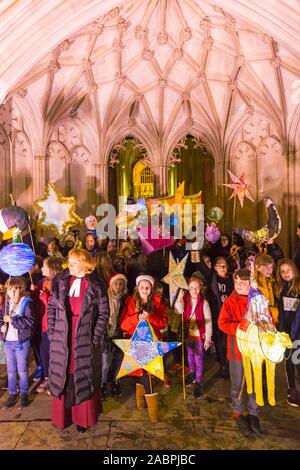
[146,181,202,224]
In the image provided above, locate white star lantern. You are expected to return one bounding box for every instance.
[34,182,82,238]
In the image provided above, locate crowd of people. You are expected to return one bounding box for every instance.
[0,223,299,438]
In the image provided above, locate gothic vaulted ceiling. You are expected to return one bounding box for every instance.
[0,0,299,167]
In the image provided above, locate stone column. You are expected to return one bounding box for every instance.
[94,162,109,203]
[33,155,48,200]
[152,165,169,196]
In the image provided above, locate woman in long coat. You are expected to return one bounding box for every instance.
[47,249,109,432]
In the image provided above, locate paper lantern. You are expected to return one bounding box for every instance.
[162,252,189,306]
[33,182,83,238]
[0,206,30,240]
[205,223,220,243]
[235,195,281,244]
[114,320,180,380]
[137,225,174,255]
[115,211,137,235]
[236,287,292,406]
[0,243,35,276]
[207,207,224,222]
[85,215,97,232]
[223,170,254,208]
[146,181,202,225]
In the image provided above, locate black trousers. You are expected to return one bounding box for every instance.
[285,346,300,390]
[214,329,229,370]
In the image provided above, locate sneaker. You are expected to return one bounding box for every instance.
[19,394,29,409]
[101,384,108,401]
[287,388,299,407]
[36,379,48,394]
[185,373,195,387]
[236,415,253,438]
[33,366,43,382]
[111,382,123,398]
[168,363,182,374]
[249,415,262,435]
[3,394,18,410]
[194,382,202,399]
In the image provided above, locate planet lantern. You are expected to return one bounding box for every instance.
[0,243,35,276]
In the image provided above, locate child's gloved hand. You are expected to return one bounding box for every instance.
[1,325,7,334]
[3,315,10,323]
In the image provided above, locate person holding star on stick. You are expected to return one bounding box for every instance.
[118,275,168,422]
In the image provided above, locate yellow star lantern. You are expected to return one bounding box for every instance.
[114,320,181,380]
[33,182,83,238]
[162,252,189,306]
[223,170,254,208]
[146,181,201,222]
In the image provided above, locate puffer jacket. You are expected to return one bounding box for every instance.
[47,270,109,405]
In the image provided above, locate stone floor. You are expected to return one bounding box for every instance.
[0,357,299,450]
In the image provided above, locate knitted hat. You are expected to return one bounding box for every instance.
[136,274,155,287]
[108,272,127,287]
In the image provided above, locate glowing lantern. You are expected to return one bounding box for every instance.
[236,288,292,406]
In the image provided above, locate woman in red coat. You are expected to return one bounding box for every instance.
[119,274,168,421]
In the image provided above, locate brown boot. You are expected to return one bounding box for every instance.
[136,383,146,410]
[145,392,158,422]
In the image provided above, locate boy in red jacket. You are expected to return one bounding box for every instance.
[218,268,260,438]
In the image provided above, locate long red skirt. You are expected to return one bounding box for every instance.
[52,383,102,430]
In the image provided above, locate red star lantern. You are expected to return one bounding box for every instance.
[223,170,254,208]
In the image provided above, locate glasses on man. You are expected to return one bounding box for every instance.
[215,264,227,268]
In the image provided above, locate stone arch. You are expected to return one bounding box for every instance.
[256,136,286,195]
[105,125,156,169]
[107,134,152,209]
[132,159,154,200]
[166,124,218,168]
[168,133,215,210]
[70,144,94,215]
[0,125,11,207]
[46,140,70,194]
[12,130,33,210]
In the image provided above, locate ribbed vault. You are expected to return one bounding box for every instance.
[0,1,299,252]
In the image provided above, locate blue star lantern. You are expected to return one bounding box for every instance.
[113,320,181,380]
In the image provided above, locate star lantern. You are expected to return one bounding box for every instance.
[162,252,189,306]
[33,182,83,238]
[223,170,254,208]
[146,181,202,225]
[114,320,181,380]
